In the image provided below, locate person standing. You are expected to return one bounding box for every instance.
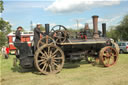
[1,46,9,59]
[1,46,6,58]
[34,24,44,52]
[15,26,23,42]
[5,46,10,59]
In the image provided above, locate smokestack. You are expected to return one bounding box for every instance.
[45,24,49,35]
[102,23,106,37]
[92,15,99,39]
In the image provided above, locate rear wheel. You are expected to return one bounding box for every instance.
[34,44,65,74]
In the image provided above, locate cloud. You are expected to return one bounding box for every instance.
[45,0,121,13]
[86,18,109,24]
[4,0,55,1]
[86,15,121,24]
[50,23,57,27]
[0,13,2,17]
[66,23,84,29]
[73,23,84,28]
[67,15,121,30]
[85,15,121,30]
[4,1,50,10]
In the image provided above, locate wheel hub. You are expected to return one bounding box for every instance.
[47,58,52,64]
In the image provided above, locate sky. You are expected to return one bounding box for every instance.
[1,0,128,31]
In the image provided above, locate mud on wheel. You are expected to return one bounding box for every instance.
[34,44,65,74]
[99,46,118,67]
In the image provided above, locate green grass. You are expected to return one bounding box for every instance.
[0,54,128,85]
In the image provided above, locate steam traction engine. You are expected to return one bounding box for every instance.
[14,15,119,75]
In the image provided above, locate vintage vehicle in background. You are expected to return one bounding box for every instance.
[118,41,128,54]
[14,15,119,75]
[7,31,34,54]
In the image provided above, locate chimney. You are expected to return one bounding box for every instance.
[45,24,49,35]
[102,23,106,37]
[92,15,99,39]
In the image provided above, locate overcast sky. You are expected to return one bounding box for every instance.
[1,0,128,30]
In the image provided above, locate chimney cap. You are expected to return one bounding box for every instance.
[102,23,106,25]
[92,15,99,18]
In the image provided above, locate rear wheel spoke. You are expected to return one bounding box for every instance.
[49,64,52,72]
[44,63,48,71]
[39,61,46,66]
[54,57,63,60]
[41,63,47,70]
[53,62,59,69]
[44,50,48,57]
[54,59,60,63]
[38,59,45,63]
[40,51,46,57]
[51,64,55,71]
[52,49,59,56]
[39,56,46,59]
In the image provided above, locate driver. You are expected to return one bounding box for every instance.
[15,26,23,42]
[33,24,45,52]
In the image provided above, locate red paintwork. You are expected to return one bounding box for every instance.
[7,32,33,53]
[7,32,43,53]
[6,48,10,54]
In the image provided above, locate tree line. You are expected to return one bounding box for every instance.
[0,0,12,48]
[107,15,128,41]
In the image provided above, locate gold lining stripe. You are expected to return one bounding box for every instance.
[60,41,106,45]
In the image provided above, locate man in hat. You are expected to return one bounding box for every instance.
[15,26,23,42]
[33,24,44,52]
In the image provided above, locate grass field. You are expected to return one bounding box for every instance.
[0,54,128,85]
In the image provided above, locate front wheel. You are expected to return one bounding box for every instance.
[99,46,118,67]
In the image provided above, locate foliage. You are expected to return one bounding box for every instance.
[40,25,45,31]
[107,26,119,41]
[0,32,6,47]
[117,14,128,41]
[0,0,12,47]
[107,14,128,41]
[0,18,12,34]
[0,0,4,13]
[68,28,80,35]
[0,18,12,47]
